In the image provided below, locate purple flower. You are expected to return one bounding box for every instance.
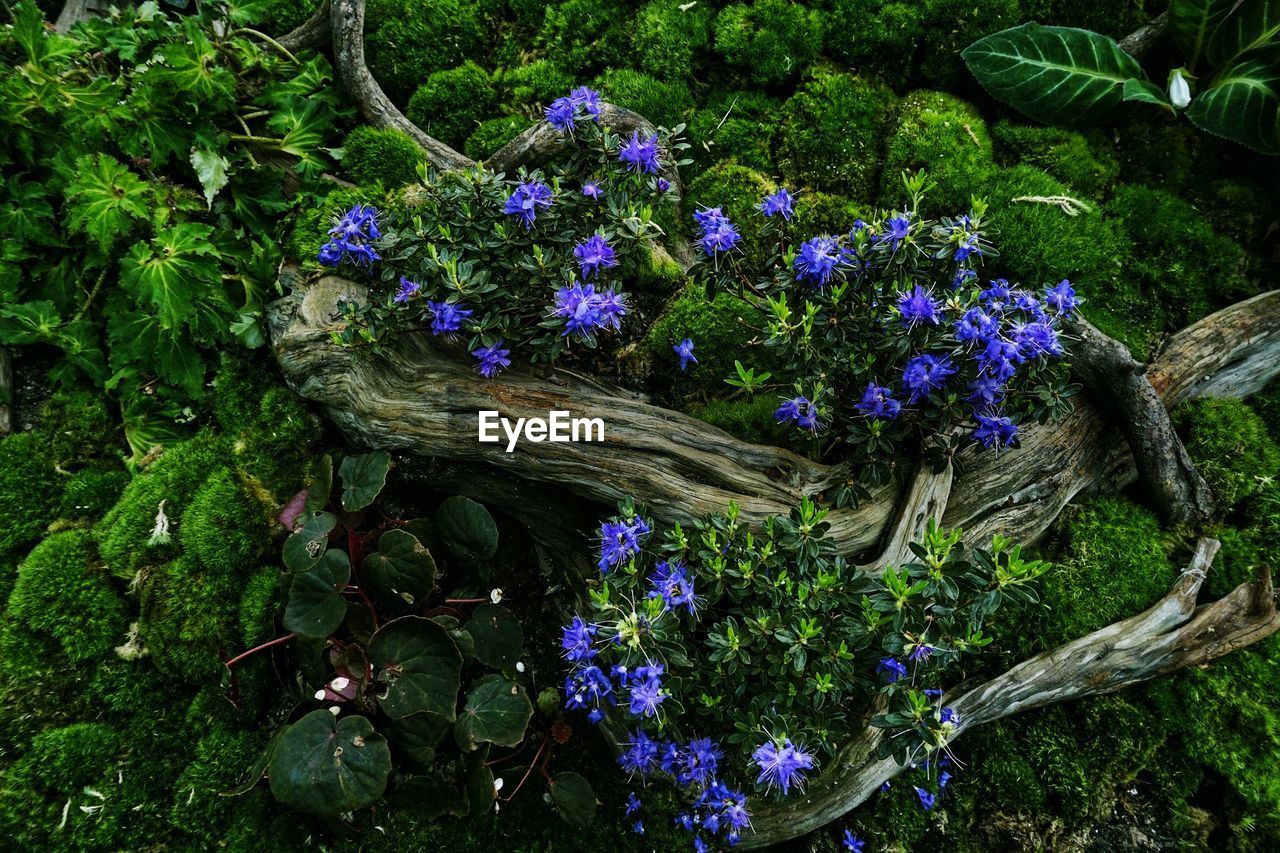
[564,664,615,714]
[673,338,697,371]
[902,354,956,403]
[619,729,662,776]
[878,657,907,683]
[1011,320,1062,359]
[876,214,911,250]
[981,280,1012,312]
[966,376,1005,409]
[898,285,942,328]
[1044,279,1078,316]
[977,337,1020,382]
[628,667,667,718]
[427,300,472,337]
[939,770,953,789]
[574,234,619,279]
[571,86,601,118]
[670,738,722,787]
[752,738,816,795]
[794,235,842,286]
[561,616,598,661]
[619,131,662,174]
[760,187,794,220]
[545,97,577,131]
[855,382,901,420]
[955,306,998,344]
[843,830,866,852]
[553,282,628,338]
[952,268,978,289]
[657,177,671,193]
[632,820,645,835]
[914,786,936,811]
[393,276,421,304]
[503,180,553,229]
[910,643,933,662]
[626,792,643,816]
[649,560,696,615]
[320,204,382,268]
[974,411,1018,450]
[939,707,958,725]
[696,781,751,844]
[317,241,343,266]
[598,516,651,573]
[1014,290,1047,320]
[694,207,729,230]
[471,341,511,378]
[582,182,602,200]
[775,395,823,431]
[546,87,601,131]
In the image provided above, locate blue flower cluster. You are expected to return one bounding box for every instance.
[598,514,652,573]
[774,395,823,431]
[619,131,662,174]
[545,86,601,132]
[553,282,628,338]
[503,180,553,230]
[752,738,816,795]
[471,341,510,378]
[573,234,618,279]
[694,207,742,257]
[318,204,381,268]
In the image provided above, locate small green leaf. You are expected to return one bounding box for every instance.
[268,710,391,816]
[963,24,1143,125]
[190,148,230,208]
[339,451,392,511]
[432,614,476,660]
[1189,45,1280,154]
[549,771,597,826]
[368,616,463,720]
[387,711,451,772]
[465,757,497,817]
[463,604,523,669]
[284,549,351,639]
[1121,78,1173,110]
[304,455,334,515]
[436,495,499,561]
[363,529,437,608]
[455,675,532,751]
[65,154,151,251]
[282,511,337,572]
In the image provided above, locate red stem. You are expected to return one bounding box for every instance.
[446,597,488,605]
[501,738,547,802]
[224,632,297,669]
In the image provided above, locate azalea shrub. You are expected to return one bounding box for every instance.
[321,87,684,373]
[561,498,1049,848]
[689,172,1080,502]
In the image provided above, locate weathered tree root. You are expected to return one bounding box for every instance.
[278,0,332,53]
[1070,315,1216,525]
[741,538,1280,847]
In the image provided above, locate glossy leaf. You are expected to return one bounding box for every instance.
[962,24,1143,125]
[190,148,230,208]
[463,604,523,669]
[1208,0,1280,67]
[436,495,499,561]
[363,529,437,607]
[1169,0,1234,67]
[1121,78,1173,110]
[432,614,476,660]
[1189,45,1280,154]
[282,511,337,572]
[368,616,463,720]
[387,711,451,772]
[455,675,533,751]
[268,710,391,816]
[339,451,391,511]
[284,549,351,639]
[465,757,497,817]
[303,455,334,515]
[549,771,597,826]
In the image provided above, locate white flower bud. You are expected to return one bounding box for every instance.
[331,676,350,691]
[1169,69,1191,109]
[314,689,327,701]
[494,777,505,792]
[490,588,504,604]
[516,661,526,673]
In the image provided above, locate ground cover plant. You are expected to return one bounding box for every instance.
[2,0,1280,851]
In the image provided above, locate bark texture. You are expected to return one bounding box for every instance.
[278,0,332,53]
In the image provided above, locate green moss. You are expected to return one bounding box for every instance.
[686,90,782,178]
[689,395,787,445]
[239,566,282,646]
[465,115,535,161]
[497,60,575,109]
[253,0,321,35]
[776,69,895,198]
[180,469,270,578]
[687,161,776,276]
[647,280,766,396]
[790,191,862,236]
[1114,117,1205,190]
[1206,523,1265,601]
[880,90,994,215]
[38,385,119,466]
[1199,178,1273,249]
[634,0,712,82]
[8,530,126,662]
[286,183,386,272]
[714,0,823,86]
[591,68,693,129]
[537,0,632,77]
[138,556,241,681]
[340,127,423,189]
[59,465,129,519]
[1174,397,1280,509]
[0,432,61,557]
[914,0,1023,88]
[1108,185,1250,328]
[826,0,923,88]
[170,728,268,841]
[364,0,488,104]
[992,121,1120,199]
[1023,0,1153,38]
[406,62,498,150]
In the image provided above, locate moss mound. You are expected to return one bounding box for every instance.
[880,90,995,215]
[341,127,424,189]
[714,0,824,86]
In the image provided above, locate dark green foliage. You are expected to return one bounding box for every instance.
[180,469,270,578]
[880,90,995,215]
[364,0,488,104]
[714,0,824,86]
[993,121,1120,198]
[1023,0,1152,38]
[465,115,536,160]
[826,0,925,88]
[1174,397,1280,508]
[0,432,61,557]
[789,191,862,236]
[1108,185,1250,328]
[687,161,776,275]
[498,60,576,109]
[914,0,1024,88]
[689,395,788,445]
[537,0,632,77]
[37,385,119,466]
[776,69,895,197]
[8,531,126,662]
[170,728,268,840]
[648,281,765,396]
[254,0,322,35]
[1114,117,1205,190]
[286,184,387,274]
[406,63,499,150]
[591,68,693,129]
[634,0,713,82]
[686,90,782,178]
[341,127,424,189]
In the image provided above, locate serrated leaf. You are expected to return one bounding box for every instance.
[962,24,1143,125]
[363,529,437,608]
[436,495,499,562]
[463,604,523,669]
[282,511,337,573]
[1169,0,1235,68]
[368,616,463,720]
[119,223,222,332]
[1189,45,1280,154]
[106,309,205,398]
[0,301,61,345]
[268,711,390,816]
[339,451,391,511]
[65,154,152,250]
[190,148,230,208]
[284,549,351,639]
[548,771,596,826]
[455,675,532,751]
[1207,0,1280,68]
